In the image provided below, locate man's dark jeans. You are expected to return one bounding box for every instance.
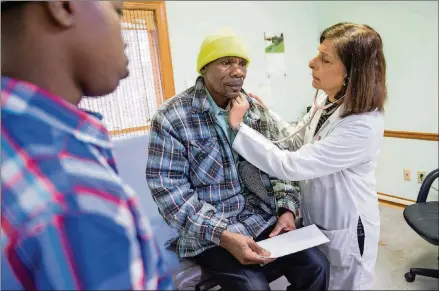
[195,224,330,291]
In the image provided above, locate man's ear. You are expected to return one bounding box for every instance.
[44,1,77,28]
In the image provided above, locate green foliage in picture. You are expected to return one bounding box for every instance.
[264,33,285,53]
[265,40,284,53]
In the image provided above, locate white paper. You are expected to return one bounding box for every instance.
[256,224,329,259]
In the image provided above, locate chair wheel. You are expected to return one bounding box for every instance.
[405,272,415,282]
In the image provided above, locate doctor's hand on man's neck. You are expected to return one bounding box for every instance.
[229,93,250,130]
[248,93,268,109]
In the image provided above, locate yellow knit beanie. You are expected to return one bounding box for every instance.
[196,27,250,73]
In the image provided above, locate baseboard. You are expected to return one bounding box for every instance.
[378,199,407,209]
[377,192,415,208]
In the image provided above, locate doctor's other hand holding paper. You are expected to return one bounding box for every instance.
[230,22,387,290]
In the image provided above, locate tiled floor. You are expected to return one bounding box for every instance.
[269,204,438,290]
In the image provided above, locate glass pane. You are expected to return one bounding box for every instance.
[79,10,163,141]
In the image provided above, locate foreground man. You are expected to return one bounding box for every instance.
[146,28,329,291]
[1,1,172,289]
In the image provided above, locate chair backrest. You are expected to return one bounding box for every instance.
[112,135,160,216]
[112,135,180,272]
[416,168,439,203]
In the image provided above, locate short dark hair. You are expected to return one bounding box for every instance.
[1,1,28,12]
[320,22,387,118]
[1,1,29,38]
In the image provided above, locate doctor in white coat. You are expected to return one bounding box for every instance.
[228,22,387,290]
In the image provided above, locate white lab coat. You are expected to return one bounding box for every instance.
[233,94,384,290]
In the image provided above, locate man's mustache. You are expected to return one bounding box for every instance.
[227,79,244,87]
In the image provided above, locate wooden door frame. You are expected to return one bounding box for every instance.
[123,1,175,100]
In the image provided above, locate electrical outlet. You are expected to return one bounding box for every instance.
[403,169,411,181]
[417,171,426,184]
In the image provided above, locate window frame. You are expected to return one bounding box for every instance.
[103,1,175,137]
[123,1,175,101]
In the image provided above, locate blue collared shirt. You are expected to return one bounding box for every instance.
[1,76,174,290]
[205,90,239,160]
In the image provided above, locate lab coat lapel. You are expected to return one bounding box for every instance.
[314,105,343,140]
[304,94,327,144]
[305,110,320,143]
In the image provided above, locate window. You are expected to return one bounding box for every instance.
[79,1,174,140]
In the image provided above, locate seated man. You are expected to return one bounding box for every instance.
[146,29,329,291]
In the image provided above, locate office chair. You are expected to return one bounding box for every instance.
[403,168,439,282]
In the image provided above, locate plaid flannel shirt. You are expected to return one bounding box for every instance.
[1,77,173,290]
[146,77,300,258]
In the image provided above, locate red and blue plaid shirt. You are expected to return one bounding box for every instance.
[1,76,174,290]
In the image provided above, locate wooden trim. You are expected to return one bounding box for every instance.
[377,192,415,208]
[384,130,438,141]
[148,29,164,109]
[124,1,175,100]
[123,1,162,11]
[119,27,150,31]
[153,2,175,100]
[378,192,416,203]
[109,125,150,136]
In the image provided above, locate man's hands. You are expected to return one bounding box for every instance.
[220,231,275,265]
[219,211,296,265]
[269,210,296,238]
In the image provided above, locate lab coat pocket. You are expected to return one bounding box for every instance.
[188,137,225,186]
[319,227,354,268]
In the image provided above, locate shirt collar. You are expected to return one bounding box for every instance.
[205,89,230,116]
[1,76,112,149]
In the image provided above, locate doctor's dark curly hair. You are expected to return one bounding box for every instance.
[320,22,387,118]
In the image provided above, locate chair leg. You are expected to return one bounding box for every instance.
[405,268,439,282]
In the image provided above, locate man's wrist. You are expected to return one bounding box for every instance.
[279,208,295,218]
[219,230,233,248]
[210,217,229,245]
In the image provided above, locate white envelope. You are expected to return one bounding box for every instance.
[256,224,329,259]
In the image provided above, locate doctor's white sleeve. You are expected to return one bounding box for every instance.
[267,109,312,152]
[233,117,377,181]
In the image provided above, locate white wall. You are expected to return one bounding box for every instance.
[165,1,438,201]
[314,1,438,201]
[165,1,321,122]
[315,1,438,133]
[376,139,438,201]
